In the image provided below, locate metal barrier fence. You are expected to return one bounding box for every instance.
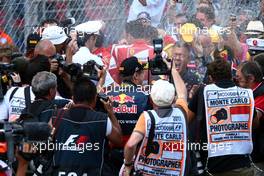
[0,0,261,52]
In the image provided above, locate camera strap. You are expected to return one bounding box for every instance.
[145,111,156,157]
[9,87,19,102]
[24,86,31,113]
[52,109,66,138]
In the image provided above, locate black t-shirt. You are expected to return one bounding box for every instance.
[188,80,251,173]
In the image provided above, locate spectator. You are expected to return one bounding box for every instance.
[172,13,188,40]
[236,61,264,175]
[196,6,221,32]
[257,0,264,23]
[127,0,167,27]
[136,11,152,27]
[40,18,59,29]
[254,53,264,76]
[172,41,200,100]
[92,31,114,81]
[189,59,255,175]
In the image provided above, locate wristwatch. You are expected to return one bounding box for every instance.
[124,159,133,167]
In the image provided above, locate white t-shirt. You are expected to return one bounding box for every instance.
[0,86,35,122]
[106,118,112,136]
[127,0,167,27]
[72,47,114,87]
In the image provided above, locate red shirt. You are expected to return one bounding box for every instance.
[111,40,155,84]
[253,82,264,115]
[93,47,120,83]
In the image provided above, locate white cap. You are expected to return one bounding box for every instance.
[151,80,175,107]
[41,26,68,45]
[245,21,264,35]
[74,20,103,35]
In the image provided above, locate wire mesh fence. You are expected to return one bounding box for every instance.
[0,0,261,52]
[0,0,131,52]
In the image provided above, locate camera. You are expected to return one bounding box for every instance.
[52,54,82,81]
[149,39,170,75]
[83,60,103,81]
[0,63,15,73]
[53,54,104,82]
[52,54,66,68]
[0,121,51,165]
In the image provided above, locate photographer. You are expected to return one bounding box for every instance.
[52,75,122,176]
[41,25,69,55]
[16,71,69,176]
[34,39,73,99]
[123,60,188,175]
[72,20,114,87]
[106,56,151,175]
[0,55,51,122]
[0,56,28,97]
[235,61,264,174]
[188,59,255,175]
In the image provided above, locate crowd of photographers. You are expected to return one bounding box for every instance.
[1,0,264,176]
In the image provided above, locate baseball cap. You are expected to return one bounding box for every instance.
[26,33,41,50]
[119,56,144,76]
[179,23,197,43]
[74,20,103,35]
[137,12,151,22]
[41,26,68,45]
[151,79,175,107]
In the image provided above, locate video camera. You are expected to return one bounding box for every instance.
[0,121,51,165]
[149,39,170,75]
